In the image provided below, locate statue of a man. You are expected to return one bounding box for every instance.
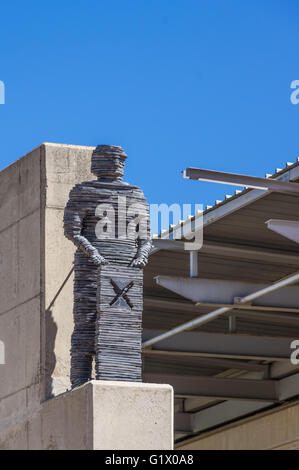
[64,145,151,388]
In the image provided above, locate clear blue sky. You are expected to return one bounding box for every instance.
[1,0,299,225]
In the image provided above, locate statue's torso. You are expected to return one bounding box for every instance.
[71,180,149,266]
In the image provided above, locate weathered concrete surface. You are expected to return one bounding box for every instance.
[0,146,41,233]
[176,398,299,450]
[0,149,41,316]
[30,382,93,450]
[43,143,94,398]
[45,143,95,209]
[0,146,42,442]
[0,210,40,317]
[0,381,173,450]
[92,381,173,450]
[0,383,40,449]
[0,299,40,401]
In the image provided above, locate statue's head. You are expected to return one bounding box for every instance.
[91,145,127,181]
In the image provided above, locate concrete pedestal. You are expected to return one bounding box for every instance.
[30,380,173,450]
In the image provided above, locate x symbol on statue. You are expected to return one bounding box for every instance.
[110,279,134,309]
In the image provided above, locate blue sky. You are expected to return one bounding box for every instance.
[0,0,299,229]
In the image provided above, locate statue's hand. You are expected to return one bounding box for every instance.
[131,255,148,269]
[90,250,109,266]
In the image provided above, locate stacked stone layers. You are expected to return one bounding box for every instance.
[96,265,143,382]
[64,179,150,387]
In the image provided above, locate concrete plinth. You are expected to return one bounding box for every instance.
[31,380,173,450]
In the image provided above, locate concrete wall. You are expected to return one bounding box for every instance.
[176,399,299,450]
[0,146,42,445]
[0,143,95,446]
[42,143,94,398]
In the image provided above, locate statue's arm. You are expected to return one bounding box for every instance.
[132,203,152,268]
[64,189,108,266]
[132,238,152,268]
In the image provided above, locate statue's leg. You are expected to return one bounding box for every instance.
[70,319,95,388]
[71,256,97,388]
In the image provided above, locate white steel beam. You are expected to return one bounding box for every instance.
[279,372,299,400]
[152,164,299,245]
[189,251,198,277]
[183,168,299,195]
[175,400,273,433]
[143,373,278,401]
[174,371,299,433]
[154,275,299,310]
[142,329,292,361]
[152,238,299,266]
[144,296,198,313]
[232,309,299,325]
[143,350,269,374]
[270,361,299,378]
[143,270,299,349]
[143,296,299,316]
[266,219,299,244]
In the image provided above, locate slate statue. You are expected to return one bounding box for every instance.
[64,145,151,388]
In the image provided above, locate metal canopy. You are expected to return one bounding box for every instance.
[143,160,299,445]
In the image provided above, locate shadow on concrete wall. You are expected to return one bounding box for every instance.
[45,266,74,399]
[45,308,57,399]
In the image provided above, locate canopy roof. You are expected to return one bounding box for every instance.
[142,159,299,443]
